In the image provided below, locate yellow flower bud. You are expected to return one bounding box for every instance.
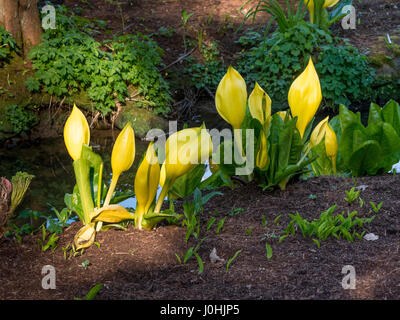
[104,122,136,207]
[325,123,338,173]
[63,104,90,161]
[215,66,247,130]
[288,58,322,138]
[310,116,329,148]
[248,82,272,126]
[134,143,160,229]
[155,125,212,213]
[111,122,136,177]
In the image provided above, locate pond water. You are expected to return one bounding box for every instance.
[0,129,148,219]
[0,128,213,223]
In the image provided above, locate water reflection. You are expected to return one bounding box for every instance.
[0,129,147,217]
[0,129,213,219]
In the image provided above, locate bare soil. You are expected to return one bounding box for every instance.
[1,174,400,300]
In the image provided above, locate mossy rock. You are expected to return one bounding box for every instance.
[115,102,168,138]
[367,35,400,78]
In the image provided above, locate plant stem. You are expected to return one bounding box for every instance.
[97,162,104,208]
[103,174,119,207]
[73,160,94,225]
[154,179,172,213]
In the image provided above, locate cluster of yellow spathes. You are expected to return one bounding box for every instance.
[64,106,213,245]
[215,57,337,171]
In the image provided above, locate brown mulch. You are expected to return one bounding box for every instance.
[1,174,400,300]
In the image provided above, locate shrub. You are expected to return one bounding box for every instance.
[5,105,38,134]
[315,45,375,110]
[26,5,172,116]
[0,27,18,65]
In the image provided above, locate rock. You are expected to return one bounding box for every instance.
[363,233,379,241]
[210,248,225,264]
[114,101,168,139]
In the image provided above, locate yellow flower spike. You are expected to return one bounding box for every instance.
[288,58,322,139]
[276,111,291,121]
[134,142,160,230]
[256,132,269,170]
[325,123,338,173]
[215,65,247,130]
[306,0,340,23]
[310,116,329,149]
[248,82,271,126]
[104,122,136,206]
[63,104,90,161]
[155,125,213,213]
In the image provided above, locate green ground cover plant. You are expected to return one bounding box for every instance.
[26,5,171,116]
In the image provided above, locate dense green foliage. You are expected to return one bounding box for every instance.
[185,22,376,111]
[0,27,18,65]
[284,204,375,243]
[315,45,375,108]
[333,100,400,176]
[26,6,171,115]
[236,22,332,109]
[5,105,38,134]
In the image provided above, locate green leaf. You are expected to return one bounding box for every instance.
[265,243,273,260]
[226,249,242,272]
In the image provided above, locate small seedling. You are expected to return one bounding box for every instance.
[206,217,216,231]
[193,252,204,275]
[265,243,273,260]
[359,197,364,208]
[274,215,282,225]
[37,225,59,252]
[74,283,103,300]
[228,207,245,216]
[344,187,360,204]
[245,227,253,237]
[226,249,242,272]
[261,215,267,227]
[81,259,90,270]
[370,201,383,214]
[309,194,317,200]
[216,217,227,234]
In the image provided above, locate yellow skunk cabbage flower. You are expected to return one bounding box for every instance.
[91,204,134,223]
[276,111,291,121]
[215,66,247,130]
[306,0,340,22]
[310,116,329,148]
[155,125,213,213]
[104,122,136,206]
[288,58,322,139]
[74,223,96,250]
[325,123,338,173]
[309,117,338,173]
[134,143,160,229]
[256,133,269,170]
[64,104,90,161]
[248,82,271,170]
[248,82,271,126]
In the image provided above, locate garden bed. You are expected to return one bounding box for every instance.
[1,174,399,300]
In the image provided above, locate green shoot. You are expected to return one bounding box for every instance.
[226,249,242,272]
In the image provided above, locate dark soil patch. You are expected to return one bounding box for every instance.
[1,174,400,300]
